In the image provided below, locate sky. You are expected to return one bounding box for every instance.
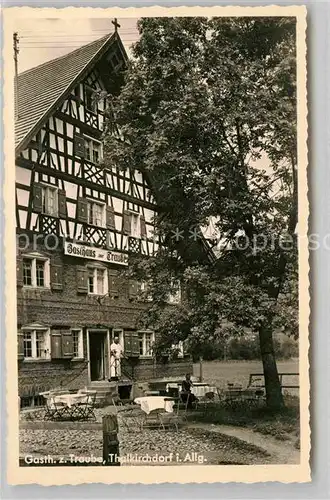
[15,17,140,73]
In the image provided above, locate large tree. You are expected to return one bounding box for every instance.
[103,17,298,410]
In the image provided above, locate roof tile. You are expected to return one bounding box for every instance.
[15,33,115,149]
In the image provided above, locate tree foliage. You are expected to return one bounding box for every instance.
[104,17,298,409]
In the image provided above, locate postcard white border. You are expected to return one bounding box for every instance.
[3,5,309,485]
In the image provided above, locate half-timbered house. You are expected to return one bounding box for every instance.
[15,31,192,406]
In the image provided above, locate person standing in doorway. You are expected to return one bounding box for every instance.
[110,336,123,381]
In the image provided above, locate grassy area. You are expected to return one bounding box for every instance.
[191,360,300,448]
[188,395,300,449]
[193,358,299,392]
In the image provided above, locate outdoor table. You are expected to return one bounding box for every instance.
[191,385,218,398]
[134,396,175,415]
[53,393,88,408]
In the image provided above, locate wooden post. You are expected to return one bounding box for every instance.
[199,356,203,382]
[102,414,120,466]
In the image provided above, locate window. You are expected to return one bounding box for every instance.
[140,281,152,301]
[167,280,181,304]
[127,212,141,238]
[87,267,107,295]
[84,137,102,164]
[41,185,58,216]
[22,328,50,359]
[138,331,154,357]
[85,86,97,113]
[171,341,184,358]
[22,257,50,288]
[87,200,105,227]
[23,259,32,286]
[71,329,83,358]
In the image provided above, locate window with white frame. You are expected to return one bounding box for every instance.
[129,212,141,238]
[41,185,58,216]
[84,137,102,164]
[140,281,153,301]
[87,200,105,227]
[22,257,50,288]
[85,86,98,113]
[171,341,184,357]
[87,267,107,295]
[138,331,154,357]
[167,280,181,304]
[71,329,83,358]
[22,328,51,359]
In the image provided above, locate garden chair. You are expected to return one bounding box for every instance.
[74,390,97,421]
[158,399,181,432]
[141,408,164,429]
[195,391,220,412]
[119,405,145,432]
[43,394,58,420]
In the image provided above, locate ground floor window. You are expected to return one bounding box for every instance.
[21,328,51,360]
[138,331,154,357]
[71,329,84,358]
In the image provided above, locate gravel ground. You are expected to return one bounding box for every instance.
[19,406,272,466]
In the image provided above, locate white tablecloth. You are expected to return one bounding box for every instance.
[166,383,181,392]
[165,383,218,398]
[191,385,218,398]
[134,396,174,415]
[53,393,87,408]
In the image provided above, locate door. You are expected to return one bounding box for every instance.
[89,331,106,381]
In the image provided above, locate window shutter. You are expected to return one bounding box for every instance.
[51,263,63,291]
[18,333,24,360]
[108,269,119,298]
[61,331,73,358]
[124,331,132,357]
[122,210,131,235]
[58,189,67,218]
[106,206,116,230]
[131,332,140,357]
[17,255,23,287]
[74,132,85,158]
[76,266,88,294]
[51,332,62,359]
[128,280,139,300]
[77,197,88,223]
[32,184,43,213]
[140,215,147,239]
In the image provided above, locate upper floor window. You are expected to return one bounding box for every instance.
[22,328,51,360]
[87,266,107,295]
[87,200,105,227]
[22,257,50,288]
[84,137,102,164]
[42,185,58,217]
[167,280,181,304]
[138,331,154,357]
[85,86,97,113]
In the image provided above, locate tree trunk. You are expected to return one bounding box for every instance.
[258,322,284,410]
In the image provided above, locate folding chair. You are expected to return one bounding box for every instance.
[43,395,58,420]
[74,391,97,421]
[158,399,181,432]
[119,406,145,432]
[195,391,220,412]
[141,408,163,429]
[52,397,71,420]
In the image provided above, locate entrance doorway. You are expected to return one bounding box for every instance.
[89,331,107,381]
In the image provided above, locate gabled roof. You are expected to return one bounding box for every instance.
[15,32,127,154]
